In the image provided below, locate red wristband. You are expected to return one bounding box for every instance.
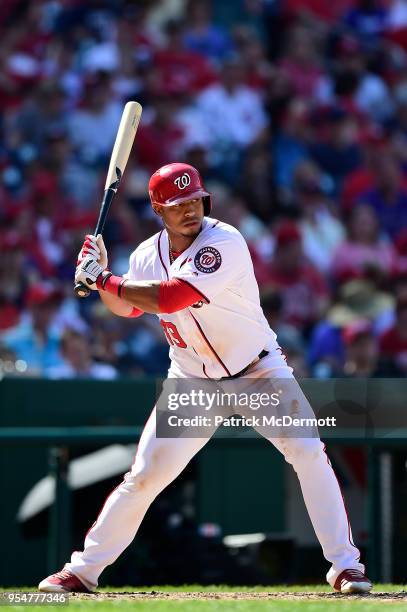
[96,271,127,297]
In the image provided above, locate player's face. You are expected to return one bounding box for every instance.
[157,198,204,237]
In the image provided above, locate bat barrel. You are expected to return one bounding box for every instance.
[74,101,142,299]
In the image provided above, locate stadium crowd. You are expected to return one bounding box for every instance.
[0,0,407,379]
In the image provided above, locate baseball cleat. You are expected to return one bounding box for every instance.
[38,569,91,593]
[334,569,372,594]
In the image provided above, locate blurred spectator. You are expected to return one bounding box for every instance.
[0,283,64,375]
[331,204,396,282]
[147,0,187,34]
[46,328,117,380]
[260,221,329,331]
[342,0,388,42]
[27,170,69,275]
[308,319,345,377]
[318,35,393,121]
[309,106,362,193]
[196,55,268,177]
[66,71,122,164]
[0,2,51,111]
[137,95,186,172]
[342,319,402,376]
[0,233,26,331]
[261,289,305,354]
[88,309,129,372]
[386,0,407,31]
[278,25,326,100]
[85,302,170,377]
[371,262,407,333]
[391,262,407,301]
[154,18,216,95]
[294,161,345,272]
[183,145,217,184]
[183,0,232,62]
[214,0,268,40]
[212,191,269,244]
[39,127,96,208]
[339,126,391,212]
[233,26,273,92]
[239,143,279,223]
[394,228,407,270]
[285,0,353,23]
[327,279,394,331]
[124,317,171,376]
[7,81,67,155]
[357,153,407,238]
[379,297,407,373]
[264,63,295,128]
[391,82,407,159]
[273,98,310,192]
[309,278,394,376]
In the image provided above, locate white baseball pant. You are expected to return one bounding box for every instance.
[65,350,364,589]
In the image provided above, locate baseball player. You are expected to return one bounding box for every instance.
[39,163,372,594]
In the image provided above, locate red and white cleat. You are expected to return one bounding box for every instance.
[38,569,91,593]
[334,569,372,594]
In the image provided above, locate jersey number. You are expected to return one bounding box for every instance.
[160,320,187,348]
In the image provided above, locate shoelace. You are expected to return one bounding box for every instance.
[54,569,72,580]
[343,569,366,579]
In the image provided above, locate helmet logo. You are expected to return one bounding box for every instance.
[174,173,191,190]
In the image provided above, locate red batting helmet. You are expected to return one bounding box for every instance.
[148,163,212,216]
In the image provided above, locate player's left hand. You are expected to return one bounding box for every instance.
[75,256,104,290]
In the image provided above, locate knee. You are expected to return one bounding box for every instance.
[120,464,168,497]
[279,438,324,468]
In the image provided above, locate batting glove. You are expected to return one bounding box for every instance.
[77,234,108,269]
[75,256,104,290]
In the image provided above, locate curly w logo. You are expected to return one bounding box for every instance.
[174,173,191,190]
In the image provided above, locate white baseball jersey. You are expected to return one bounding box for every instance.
[124,217,279,378]
[62,227,364,593]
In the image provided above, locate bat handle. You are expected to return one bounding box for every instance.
[74,189,115,299]
[74,281,91,298]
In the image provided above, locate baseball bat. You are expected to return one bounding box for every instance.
[74,100,143,298]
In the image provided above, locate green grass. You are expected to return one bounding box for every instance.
[0,586,405,612]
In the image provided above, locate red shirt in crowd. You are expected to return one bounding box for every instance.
[261,263,329,329]
[379,326,407,371]
[154,49,216,94]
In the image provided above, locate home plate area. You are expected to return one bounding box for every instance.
[71,590,407,602]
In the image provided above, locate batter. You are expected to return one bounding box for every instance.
[39,163,372,594]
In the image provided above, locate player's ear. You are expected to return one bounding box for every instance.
[152,203,162,216]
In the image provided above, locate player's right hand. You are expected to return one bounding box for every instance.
[75,256,103,290]
[77,234,108,269]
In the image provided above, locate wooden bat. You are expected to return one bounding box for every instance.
[74,100,143,298]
